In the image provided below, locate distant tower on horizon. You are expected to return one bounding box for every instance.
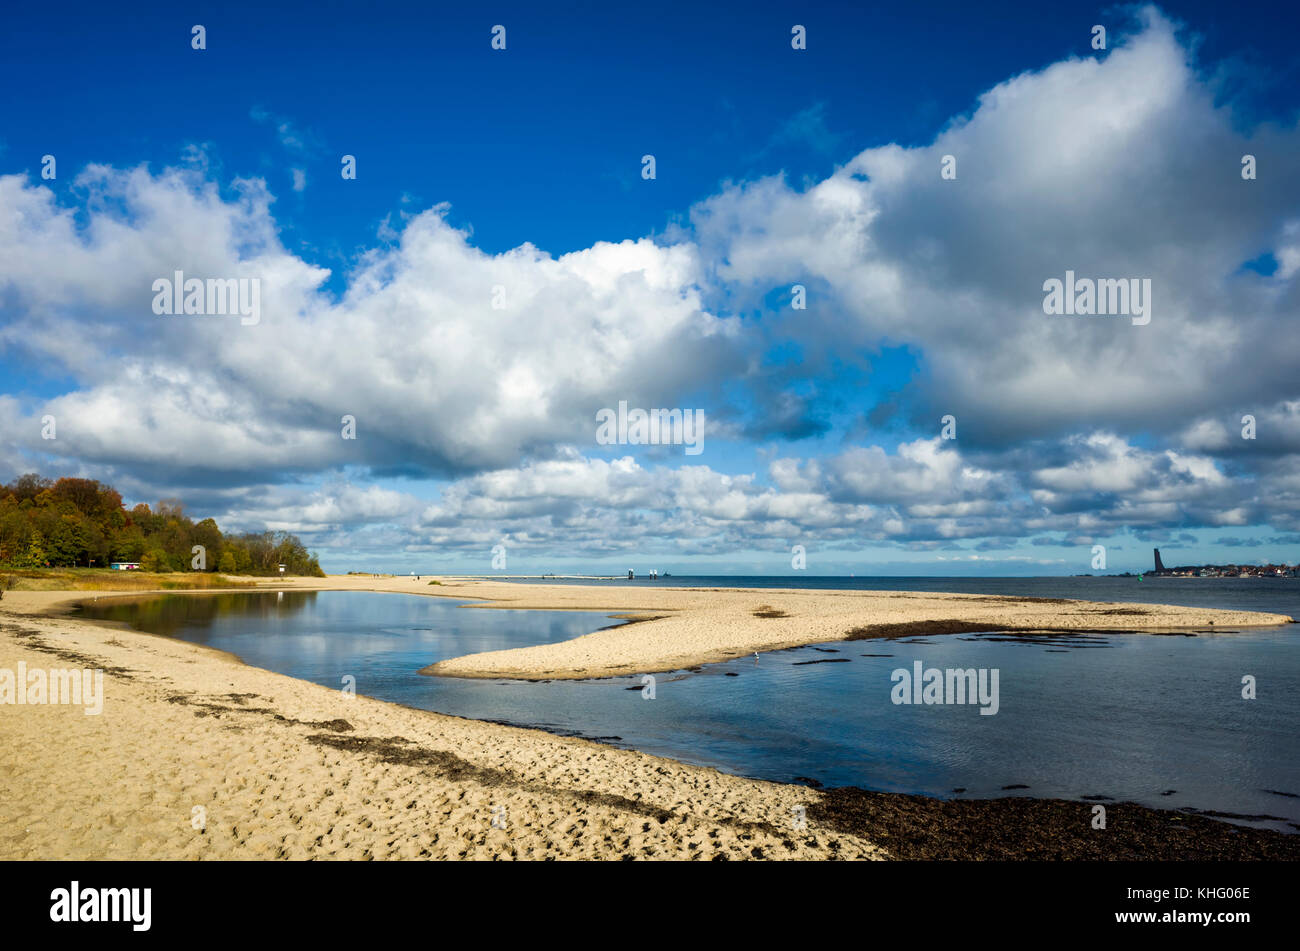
[1154,548,1165,573]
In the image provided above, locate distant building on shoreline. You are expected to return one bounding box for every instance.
[1149,548,1297,578]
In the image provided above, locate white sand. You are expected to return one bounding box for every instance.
[408,578,1293,680]
[0,588,881,860]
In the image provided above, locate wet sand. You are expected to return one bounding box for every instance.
[811,787,1300,860]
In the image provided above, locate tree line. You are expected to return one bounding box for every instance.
[0,474,325,576]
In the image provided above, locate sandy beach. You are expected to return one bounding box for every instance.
[2,578,1295,861]
[408,577,1293,679]
[0,587,882,860]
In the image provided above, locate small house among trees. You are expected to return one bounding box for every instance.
[0,474,324,576]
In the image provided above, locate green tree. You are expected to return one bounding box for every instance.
[0,474,324,576]
[112,525,147,562]
[141,547,171,572]
[22,531,48,568]
[192,517,223,571]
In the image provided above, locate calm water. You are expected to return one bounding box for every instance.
[78,580,1300,832]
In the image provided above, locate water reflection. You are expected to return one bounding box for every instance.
[80,590,325,637]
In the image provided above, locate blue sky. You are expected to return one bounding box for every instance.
[1,1,1299,575]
